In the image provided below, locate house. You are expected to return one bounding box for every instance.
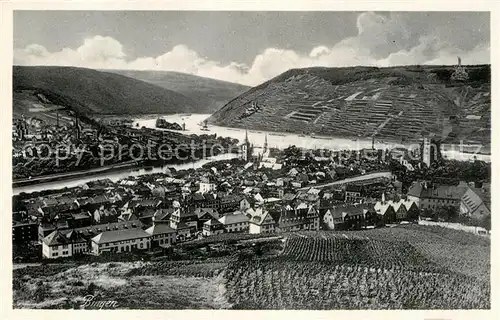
[145,223,176,248]
[12,220,38,245]
[169,206,198,231]
[249,209,276,234]
[194,207,220,229]
[152,208,174,224]
[203,218,225,236]
[38,224,59,242]
[323,204,371,230]
[240,197,256,211]
[460,186,491,221]
[322,208,347,230]
[91,228,151,254]
[73,220,144,240]
[278,203,320,232]
[42,229,87,259]
[392,200,407,221]
[175,222,195,240]
[199,178,217,194]
[374,195,397,225]
[345,185,363,202]
[68,212,92,228]
[219,195,242,213]
[407,181,468,210]
[218,212,249,233]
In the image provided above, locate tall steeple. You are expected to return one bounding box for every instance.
[263,133,268,154]
[242,129,252,162]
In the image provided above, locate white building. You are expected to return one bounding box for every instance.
[203,218,225,236]
[42,230,87,259]
[199,181,217,194]
[145,223,176,247]
[90,228,151,254]
[248,209,276,234]
[218,212,250,233]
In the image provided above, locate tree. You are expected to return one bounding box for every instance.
[420,208,434,219]
[480,214,491,231]
[436,206,458,222]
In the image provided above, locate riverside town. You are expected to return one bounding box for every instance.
[11,10,491,311]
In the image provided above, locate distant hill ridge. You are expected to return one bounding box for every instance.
[102,69,250,114]
[208,65,490,145]
[13,66,225,116]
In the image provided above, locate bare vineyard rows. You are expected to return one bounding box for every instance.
[224,259,490,309]
[279,237,443,272]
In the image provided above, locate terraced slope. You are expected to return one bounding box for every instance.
[208,66,490,145]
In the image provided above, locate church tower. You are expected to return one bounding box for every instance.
[263,133,268,154]
[242,130,252,162]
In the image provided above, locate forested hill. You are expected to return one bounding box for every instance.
[13,66,198,115]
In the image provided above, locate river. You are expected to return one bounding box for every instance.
[13,153,238,195]
[13,113,490,195]
[135,114,491,162]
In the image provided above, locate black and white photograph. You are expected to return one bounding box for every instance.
[6,4,493,312]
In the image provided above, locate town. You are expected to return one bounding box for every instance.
[12,128,490,262]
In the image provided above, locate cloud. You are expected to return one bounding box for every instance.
[14,13,490,86]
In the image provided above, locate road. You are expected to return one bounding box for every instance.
[299,171,392,190]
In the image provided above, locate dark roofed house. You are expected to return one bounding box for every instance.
[42,229,87,259]
[407,181,468,211]
[74,220,144,239]
[203,218,225,236]
[68,212,92,229]
[194,208,220,229]
[219,195,242,213]
[345,185,363,203]
[278,203,319,232]
[169,207,198,231]
[12,220,38,245]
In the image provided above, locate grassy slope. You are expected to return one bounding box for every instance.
[104,69,250,114]
[13,66,198,115]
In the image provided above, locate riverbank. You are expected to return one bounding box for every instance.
[13,153,240,196]
[298,171,393,191]
[12,160,141,188]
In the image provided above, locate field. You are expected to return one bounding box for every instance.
[13,261,231,309]
[280,237,443,272]
[222,226,490,309]
[224,259,488,309]
[13,225,490,309]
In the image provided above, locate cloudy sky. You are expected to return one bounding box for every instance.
[14,11,490,86]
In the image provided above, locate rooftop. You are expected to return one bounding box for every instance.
[92,228,150,244]
[219,213,249,225]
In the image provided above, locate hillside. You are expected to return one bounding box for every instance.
[208,65,491,145]
[13,66,197,116]
[104,69,250,113]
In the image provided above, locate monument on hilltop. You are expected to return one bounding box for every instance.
[450,56,469,82]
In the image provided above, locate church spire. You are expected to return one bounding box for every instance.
[263,133,268,153]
